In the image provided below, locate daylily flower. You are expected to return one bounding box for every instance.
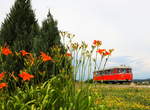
[103,51,111,56]
[40,52,52,62]
[96,49,106,55]
[0,83,7,89]
[93,40,102,46]
[1,47,12,56]
[65,53,72,57]
[18,72,34,81]
[71,43,79,50]
[109,49,115,53]
[20,50,29,56]
[0,72,6,80]
[80,41,88,49]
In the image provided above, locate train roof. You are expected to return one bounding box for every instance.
[95,65,132,72]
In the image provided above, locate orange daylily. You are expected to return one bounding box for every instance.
[18,72,34,81]
[20,50,29,56]
[65,53,72,57]
[40,52,52,62]
[93,40,102,46]
[0,83,8,89]
[1,47,12,56]
[103,51,111,56]
[96,49,106,55]
[0,72,6,80]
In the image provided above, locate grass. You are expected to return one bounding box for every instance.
[1,80,150,110]
[90,83,150,110]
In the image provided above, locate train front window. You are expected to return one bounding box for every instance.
[122,69,126,73]
[96,72,99,75]
[105,71,108,75]
[126,69,131,73]
[96,71,104,76]
[117,69,122,73]
[128,69,132,73]
[100,71,104,75]
[96,72,100,75]
[108,70,111,74]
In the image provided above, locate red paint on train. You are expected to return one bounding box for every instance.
[93,66,133,82]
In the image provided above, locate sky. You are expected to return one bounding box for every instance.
[0,0,150,79]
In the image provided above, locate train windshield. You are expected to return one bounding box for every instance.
[117,68,132,74]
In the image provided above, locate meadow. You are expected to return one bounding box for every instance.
[90,84,150,110]
[1,82,150,110]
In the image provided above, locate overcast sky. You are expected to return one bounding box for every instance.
[0,0,150,79]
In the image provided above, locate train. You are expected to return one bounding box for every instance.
[93,65,133,83]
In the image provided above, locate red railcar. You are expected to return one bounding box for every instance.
[93,65,133,83]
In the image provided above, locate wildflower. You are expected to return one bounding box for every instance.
[71,43,79,50]
[109,49,115,53]
[0,72,6,80]
[93,40,102,46]
[1,47,12,56]
[0,83,7,89]
[85,50,92,57]
[96,49,106,55]
[80,41,88,49]
[65,53,72,57]
[20,50,29,56]
[18,72,34,81]
[60,31,67,37]
[103,51,111,56]
[40,52,53,62]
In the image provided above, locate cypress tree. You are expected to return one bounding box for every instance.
[40,10,61,52]
[0,0,39,51]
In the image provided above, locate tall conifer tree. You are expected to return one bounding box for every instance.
[0,0,39,51]
[40,10,61,52]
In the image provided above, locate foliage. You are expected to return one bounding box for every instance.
[40,10,61,52]
[0,46,73,92]
[0,75,101,110]
[33,10,63,55]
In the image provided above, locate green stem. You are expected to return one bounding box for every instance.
[98,55,104,70]
[103,55,110,70]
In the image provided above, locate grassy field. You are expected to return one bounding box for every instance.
[1,81,150,110]
[90,84,150,110]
